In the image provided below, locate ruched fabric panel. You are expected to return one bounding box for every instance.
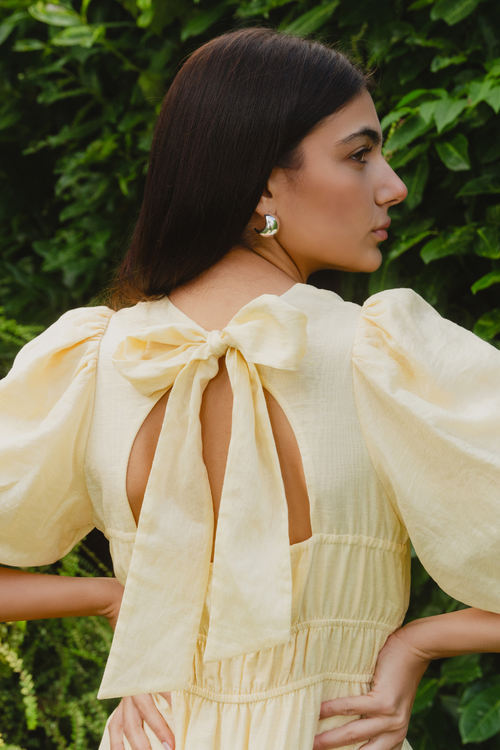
[99,535,412,750]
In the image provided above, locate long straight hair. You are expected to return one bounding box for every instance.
[111,28,368,307]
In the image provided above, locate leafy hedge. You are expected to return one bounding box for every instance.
[1,0,500,748]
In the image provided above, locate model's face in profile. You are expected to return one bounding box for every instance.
[253,89,407,278]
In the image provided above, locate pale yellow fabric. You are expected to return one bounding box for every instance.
[1,283,499,750]
[102,296,308,695]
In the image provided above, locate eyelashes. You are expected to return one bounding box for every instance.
[351,146,373,163]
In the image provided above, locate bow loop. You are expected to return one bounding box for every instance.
[206,330,228,358]
[111,295,307,397]
[98,293,308,699]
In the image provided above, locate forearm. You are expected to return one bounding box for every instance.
[0,566,122,624]
[398,607,500,661]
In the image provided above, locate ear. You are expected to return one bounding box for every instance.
[254,167,284,218]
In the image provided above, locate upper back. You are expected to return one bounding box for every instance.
[85,280,405,582]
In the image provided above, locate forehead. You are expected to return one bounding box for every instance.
[303,90,381,148]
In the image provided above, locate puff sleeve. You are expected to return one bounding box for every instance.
[352,288,500,614]
[0,306,114,567]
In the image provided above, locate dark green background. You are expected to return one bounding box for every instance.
[1,0,500,747]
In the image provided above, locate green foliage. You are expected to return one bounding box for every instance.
[1,0,500,747]
[0,546,118,750]
[0,308,43,376]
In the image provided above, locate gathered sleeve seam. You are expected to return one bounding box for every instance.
[82,307,116,522]
[350,305,409,539]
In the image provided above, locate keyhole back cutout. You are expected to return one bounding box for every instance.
[126,355,312,562]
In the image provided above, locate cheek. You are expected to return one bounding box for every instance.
[277,161,381,273]
[283,165,371,240]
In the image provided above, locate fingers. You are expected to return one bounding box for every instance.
[108,701,126,750]
[319,694,378,720]
[123,694,176,750]
[122,696,151,750]
[313,717,406,750]
[315,694,408,750]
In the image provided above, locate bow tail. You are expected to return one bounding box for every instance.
[204,348,293,663]
[98,357,218,699]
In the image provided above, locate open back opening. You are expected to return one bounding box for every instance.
[126,355,312,562]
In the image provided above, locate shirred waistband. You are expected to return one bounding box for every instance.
[182,670,375,704]
[190,617,399,697]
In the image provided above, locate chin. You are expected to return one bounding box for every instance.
[357,248,383,273]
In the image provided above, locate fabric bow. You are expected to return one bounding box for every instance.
[98,294,308,699]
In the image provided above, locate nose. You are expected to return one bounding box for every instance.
[375,158,408,208]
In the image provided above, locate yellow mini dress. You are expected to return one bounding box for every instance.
[1,282,500,750]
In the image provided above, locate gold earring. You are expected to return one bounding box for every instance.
[255,214,279,237]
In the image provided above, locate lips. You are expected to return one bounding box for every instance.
[372,218,391,242]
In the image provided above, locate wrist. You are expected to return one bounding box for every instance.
[387,624,433,676]
[394,617,439,664]
[94,578,124,630]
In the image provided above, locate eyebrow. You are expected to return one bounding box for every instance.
[337,127,383,147]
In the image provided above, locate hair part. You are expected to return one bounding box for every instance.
[111,28,370,308]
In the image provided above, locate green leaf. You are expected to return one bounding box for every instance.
[387,230,436,261]
[387,142,428,170]
[434,97,468,133]
[471,270,500,294]
[37,86,89,105]
[430,54,467,72]
[384,115,431,152]
[419,99,438,124]
[404,155,429,210]
[138,70,165,100]
[421,227,474,263]
[486,204,500,224]
[0,104,22,131]
[396,89,434,108]
[412,678,440,714]
[380,108,414,132]
[137,7,154,27]
[280,0,340,36]
[0,11,30,46]
[12,38,47,50]
[181,1,232,41]
[235,0,293,18]
[474,309,500,340]
[22,118,103,153]
[475,226,500,258]
[468,79,494,107]
[441,654,482,685]
[430,0,480,26]
[485,87,500,114]
[457,173,500,196]
[28,1,81,27]
[51,24,104,47]
[459,682,500,743]
[435,133,470,171]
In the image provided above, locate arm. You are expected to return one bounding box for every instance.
[0,568,176,748]
[313,607,500,750]
[0,566,124,630]
[396,606,500,658]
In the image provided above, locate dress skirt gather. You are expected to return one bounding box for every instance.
[100,534,413,750]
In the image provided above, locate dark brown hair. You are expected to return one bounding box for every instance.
[112,28,368,307]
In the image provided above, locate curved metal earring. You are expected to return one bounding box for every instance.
[255,214,279,237]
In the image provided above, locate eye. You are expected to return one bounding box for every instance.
[350,146,373,163]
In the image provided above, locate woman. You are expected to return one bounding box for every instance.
[1,27,499,750]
